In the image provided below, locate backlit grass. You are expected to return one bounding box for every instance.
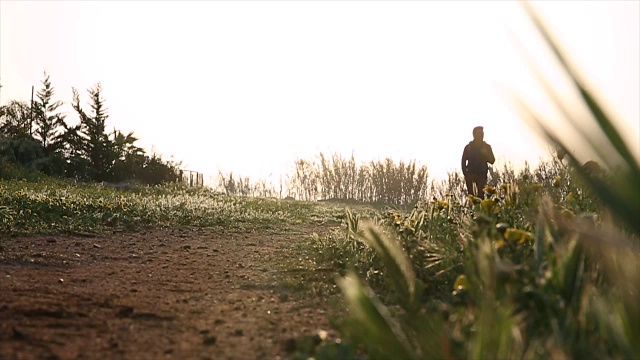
[0,179,344,235]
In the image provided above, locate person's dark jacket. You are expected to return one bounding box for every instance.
[462,141,495,176]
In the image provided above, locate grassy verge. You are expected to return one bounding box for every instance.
[0,178,345,236]
[301,3,639,359]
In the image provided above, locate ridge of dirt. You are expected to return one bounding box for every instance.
[0,225,342,360]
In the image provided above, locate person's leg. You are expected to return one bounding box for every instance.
[465,174,475,196]
[477,175,488,198]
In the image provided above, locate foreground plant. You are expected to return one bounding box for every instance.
[329,2,639,359]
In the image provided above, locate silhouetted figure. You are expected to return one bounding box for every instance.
[461,126,495,197]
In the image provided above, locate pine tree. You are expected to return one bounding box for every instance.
[33,72,66,154]
[71,83,117,181]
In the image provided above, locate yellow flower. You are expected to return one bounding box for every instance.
[437,200,448,210]
[480,199,495,212]
[391,212,402,225]
[504,228,534,244]
[454,274,468,291]
[566,192,575,202]
[484,185,497,195]
[495,239,506,250]
[468,195,482,205]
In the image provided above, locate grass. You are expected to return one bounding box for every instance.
[288,152,430,206]
[0,177,345,236]
[302,155,636,359]
[0,2,636,359]
[303,2,639,359]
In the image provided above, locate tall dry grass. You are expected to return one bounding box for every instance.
[288,152,429,206]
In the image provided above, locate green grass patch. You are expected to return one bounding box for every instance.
[0,178,345,236]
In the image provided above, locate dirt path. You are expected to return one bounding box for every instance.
[0,225,340,360]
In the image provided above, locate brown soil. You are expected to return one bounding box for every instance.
[0,225,341,360]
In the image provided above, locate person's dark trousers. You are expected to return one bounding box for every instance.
[465,173,487,198]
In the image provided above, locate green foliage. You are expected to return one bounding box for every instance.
[513,3,640,235]
[311,157,636,359]
[33,72,66,154]
[0,178,344,235]
[313,3,639,359]
[0,100,31,139]
[71,83,116,182]
[1,76,182,186]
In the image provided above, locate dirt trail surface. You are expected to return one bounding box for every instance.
[0,226,339,360]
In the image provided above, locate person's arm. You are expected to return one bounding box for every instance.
[485,144,496,164]
[461,146,468,175]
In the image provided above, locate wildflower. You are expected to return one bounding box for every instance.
[437,200,448,211]
[480,199,495,213]
[495,239,506,250]
[468,195,482,205]
[504,228,534,244]
[483,185,497,196]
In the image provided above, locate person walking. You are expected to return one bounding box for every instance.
[461,126,495,197]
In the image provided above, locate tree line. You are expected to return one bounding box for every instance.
[0,72,180,184]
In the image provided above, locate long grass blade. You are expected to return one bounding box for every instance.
[337,272,416,360]
[359,221,416,302]
[521,1,640,172]
[512,95,640,234]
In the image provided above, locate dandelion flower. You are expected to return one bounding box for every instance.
[480,199,495,212]
[504,228,534,244]
[484,185,497,196]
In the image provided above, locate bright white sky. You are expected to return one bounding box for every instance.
[1,1,638,186]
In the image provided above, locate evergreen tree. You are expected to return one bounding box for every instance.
[71,83,117,181]
[33,72,66,154]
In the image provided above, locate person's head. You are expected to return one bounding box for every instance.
[472,126,484,142]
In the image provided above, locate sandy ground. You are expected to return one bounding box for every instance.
[0,225,340,360]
